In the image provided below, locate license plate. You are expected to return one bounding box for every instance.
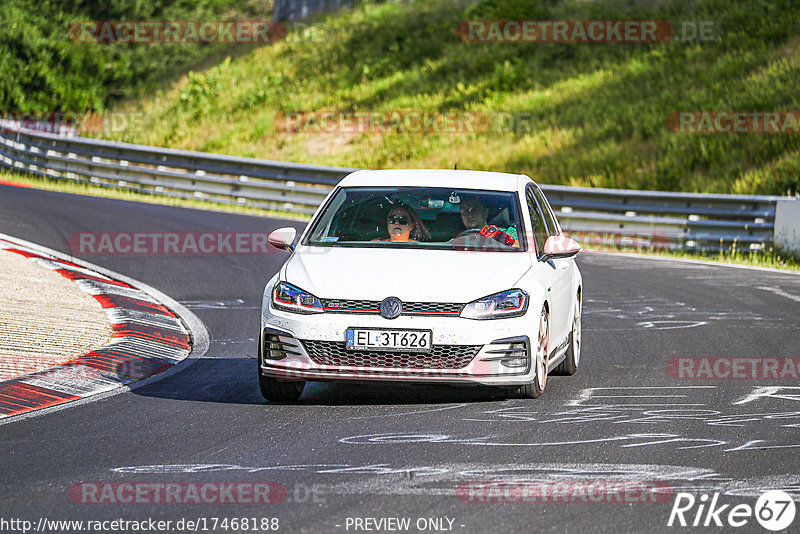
[346,328,432,352]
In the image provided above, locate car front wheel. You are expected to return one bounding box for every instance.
[259,373,305,402]
[509,305,549,399]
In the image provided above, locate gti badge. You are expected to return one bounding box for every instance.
[379,297,403,319]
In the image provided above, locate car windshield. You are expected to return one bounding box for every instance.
[305,186,525,251]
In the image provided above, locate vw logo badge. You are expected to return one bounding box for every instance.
[379,297,403,319]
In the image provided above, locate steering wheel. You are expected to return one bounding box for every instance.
[451,228,484,240]
[448,228,497,251]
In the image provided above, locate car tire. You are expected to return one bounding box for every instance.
[509,305,548,399]
[257,330,305,402]
[259,373,305,402]
[554,292,581,376]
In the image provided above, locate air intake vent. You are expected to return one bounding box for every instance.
[263,332,302,360]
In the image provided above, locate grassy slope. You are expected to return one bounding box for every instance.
[0,0,270,112]
[99,0,800,195]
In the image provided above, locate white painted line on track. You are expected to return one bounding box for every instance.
[756,286,800,302]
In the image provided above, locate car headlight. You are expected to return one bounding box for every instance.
[460,289,528,320]
[272,282,324,314]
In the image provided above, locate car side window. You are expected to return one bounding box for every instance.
[525,187,548,254]
[531,186,560,236]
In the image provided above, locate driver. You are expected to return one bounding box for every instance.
[457,196,518,247]
[460,195,489,230]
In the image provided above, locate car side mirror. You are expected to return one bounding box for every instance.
[268,227,297,253]
[540,235,581,261]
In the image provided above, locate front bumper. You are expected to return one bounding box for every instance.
[260,304,536,387]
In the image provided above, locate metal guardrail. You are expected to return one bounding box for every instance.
[0,124,348,216]
[0,123,789,252]
[273,0,354,21]
[543,185,782,252]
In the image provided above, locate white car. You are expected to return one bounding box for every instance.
[259,169,582,401]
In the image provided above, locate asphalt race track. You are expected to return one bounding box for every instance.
[2,184,800,533]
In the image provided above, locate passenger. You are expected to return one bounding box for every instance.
[379,203,430,242]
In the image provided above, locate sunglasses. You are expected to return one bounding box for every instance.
[388,215,409,225]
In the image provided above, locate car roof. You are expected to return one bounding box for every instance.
[338,169,532,191]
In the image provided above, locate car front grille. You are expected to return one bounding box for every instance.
[320,299,464,316]
[300,340,481,369]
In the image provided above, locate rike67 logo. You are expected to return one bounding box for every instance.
[668,491,796,531]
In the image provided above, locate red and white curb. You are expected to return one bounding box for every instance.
[0,233,208,421]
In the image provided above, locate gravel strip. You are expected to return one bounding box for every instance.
[0,249,112,380]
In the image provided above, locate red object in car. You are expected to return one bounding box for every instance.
[480,225,515,245]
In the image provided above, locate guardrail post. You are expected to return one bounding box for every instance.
[774,197,800,255]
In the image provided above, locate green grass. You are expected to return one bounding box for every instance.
[0,0,270,112]
[5,168,799,272]
[93,0,800,196]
